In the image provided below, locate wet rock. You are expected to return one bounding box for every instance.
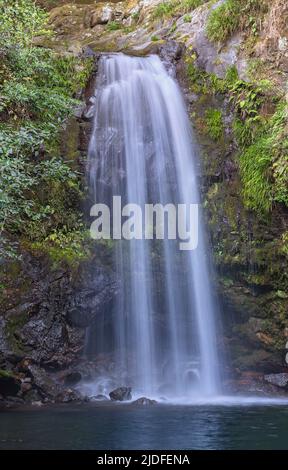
[109,386,132,401]
[63,371,82,387]
[82,96,97,120]
[264,373,288,389]
[32,401,43,407]
[0,247,118,370]
[56,388,82,403]
[6,396,25,405]
[20,381,32,394]
[24,389,42,403]
[74,103,86,119]
[159,40,183,77]
[132,397,157,405]
[66,265,119,328]
[226,371,285,396]
[26,364,61,399]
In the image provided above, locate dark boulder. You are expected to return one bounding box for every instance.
[25,364,61,399]
[55,388,82,403]
[23,389,42,403]
[63,371,82,387]
[131,397,157,405]
[109,386,132,401]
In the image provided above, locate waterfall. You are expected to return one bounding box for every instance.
[87,53,221,399]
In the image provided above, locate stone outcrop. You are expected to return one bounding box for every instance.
[132,396,157,405]
[109,386,132,401]
[264,373,288,389]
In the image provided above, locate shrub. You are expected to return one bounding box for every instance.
[182,0,205,11]
[206,0,241,42]
[31,227,92,267]
[153,0,206,20]
[183,14,192,23]
[205,108,224,140]
[0,0,92,252]
[153,1,179,19]
[240,137,273,213]
[0,0,48,47]
[106,21,121,31]
[239,103,287,213]
[206,0,267,43]
[185,53,287,215]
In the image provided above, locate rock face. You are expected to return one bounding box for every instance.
[109,387,132,401]
[25,363,61,399]
[264,374,288,389]
[90,6,114,27]
[1,252,118,367]
[63,371,82,386]
[0,67,119,406]
[132,397,157,405]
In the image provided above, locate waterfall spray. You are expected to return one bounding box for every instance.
[87,53,221,399]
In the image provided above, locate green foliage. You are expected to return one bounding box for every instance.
[151,35,160,42]
[185,52,287,215]
[228,79,266,119]
[169,22,177,33]
[0,47,92,121]
[182,0,205,12]
[0,0,91,256]
[239,103,287,214]
[281,232,288,257]
[0,80,77,121]
[225,65,238,85]
[186,60,206,93]
[106,21,121,31]
[0,128,83,239]
[205,108,223,140]
[206,0,267,43]
[132,11,140,22]
[233,118,255,148]
[270,104,288,206]
[0,0,49,47]
[206,0,240,42]
[0,369,14,378]
[153,0,206,19]
[240,137,273,213]
[153,1,179,19]
[183,14,192,23]
[31,226,92,267]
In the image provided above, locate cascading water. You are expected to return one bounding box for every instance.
[87,53,221,399]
